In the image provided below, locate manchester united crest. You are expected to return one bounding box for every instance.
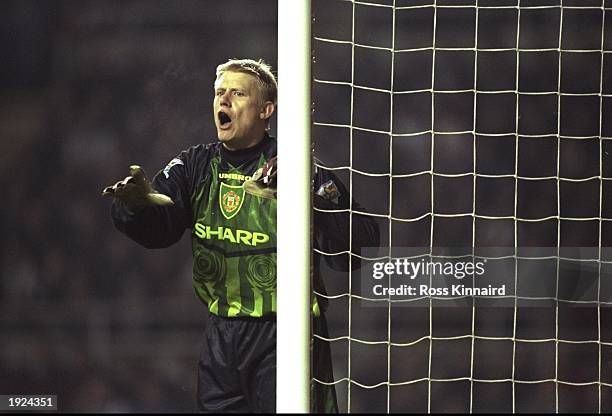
[219,182,245,220]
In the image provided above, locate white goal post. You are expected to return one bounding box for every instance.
[277,0,312,413]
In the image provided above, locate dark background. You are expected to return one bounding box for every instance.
[1,0,276,412]
[312,0,612,413]
[2,0,612,413]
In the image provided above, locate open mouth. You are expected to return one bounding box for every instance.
[218,112,232,129]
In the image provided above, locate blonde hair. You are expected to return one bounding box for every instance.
[216,58,277,105]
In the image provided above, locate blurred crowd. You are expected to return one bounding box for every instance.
[1,0,609,412]
[1,0,276,411]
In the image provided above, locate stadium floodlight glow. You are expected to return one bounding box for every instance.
[277,0,311,413]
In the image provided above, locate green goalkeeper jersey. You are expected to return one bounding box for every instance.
[191,152,276,317]
[111,133,379,318]
[112,134,277,318]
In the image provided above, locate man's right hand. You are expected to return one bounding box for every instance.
[102,165,174,212]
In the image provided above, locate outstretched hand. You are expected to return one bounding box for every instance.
[102,165,174,212]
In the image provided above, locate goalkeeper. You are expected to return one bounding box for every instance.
[103,58,379,413]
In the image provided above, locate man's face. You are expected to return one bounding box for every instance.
[213,71,269,150]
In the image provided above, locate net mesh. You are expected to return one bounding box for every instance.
[312,0,612,412]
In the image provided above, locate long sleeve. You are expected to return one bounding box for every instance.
[313,165,380,272]
[111,151,196,249]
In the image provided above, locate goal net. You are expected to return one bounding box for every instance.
[311,0,612,412]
